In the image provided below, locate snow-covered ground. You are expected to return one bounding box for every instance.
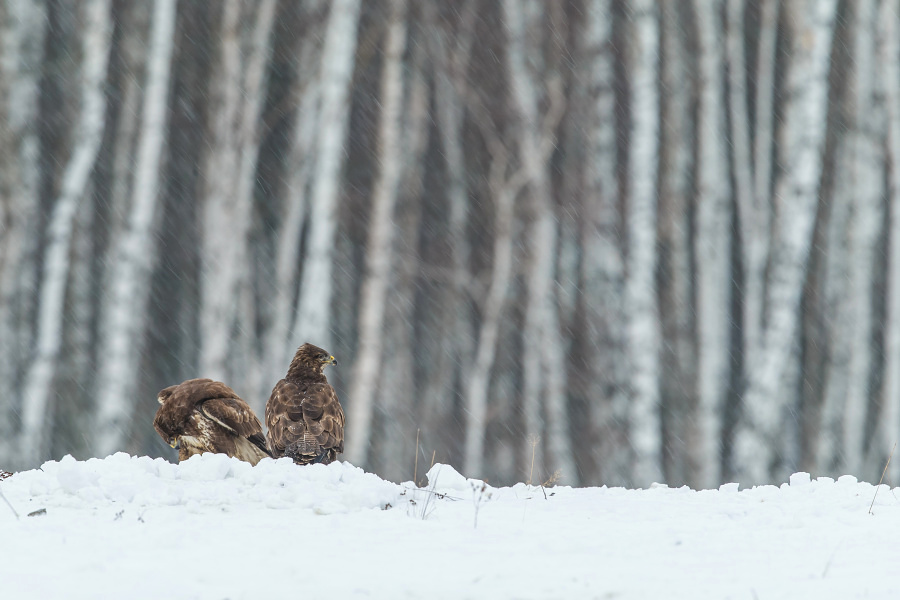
[1,454,899,599]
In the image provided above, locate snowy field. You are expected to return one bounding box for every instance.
[1,454,899,599]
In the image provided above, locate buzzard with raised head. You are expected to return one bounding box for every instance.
[153,378,270,465]
[266,343,344,465]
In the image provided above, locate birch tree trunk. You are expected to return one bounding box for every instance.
[693,0,731,490]
[625,0,663,486]
[19,0,112,466]
[0,0,46,468]
[345,0,408,467]
[462,99,528,478]
[841,0,884,478]
[876,0,900,483]
[504,0,577,484]
[375,38,429,483]
[576,0,630,486]
[733,0,838,485]
[291,0,362,350]
[726,1,761,476]
[93,0,176,458]
[198,0,276,384]
[426,0,477,476]
[262,26,322,408]
[657,2,696,488]
[745,0,779,367]
[817,149,853,473]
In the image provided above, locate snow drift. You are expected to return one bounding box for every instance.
[1,454,899,599]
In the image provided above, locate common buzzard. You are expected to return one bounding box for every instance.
[265,343,344,465]
[153,378,270,465]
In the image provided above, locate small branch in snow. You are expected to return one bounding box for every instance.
[414,428,419,486]
[869,442,896,515]
[0,486,20,520]
[471,480,491,529]
[527,435,540,486]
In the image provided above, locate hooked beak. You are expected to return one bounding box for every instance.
[326,355,338,367]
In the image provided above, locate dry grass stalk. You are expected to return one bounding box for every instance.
[869,442,896,515]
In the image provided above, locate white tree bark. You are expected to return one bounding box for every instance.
[625,0,663,486]
[376,39,429,483]
[19,0,112,466]
[745,0,779,366]
[0,0,46,468]
[427,0,478,476]
[262,28,322,410]
[817,145,854,473]
[291,0,362,350]
[345,0,408,467]
[733,0,838,485]
[876,0,900,483]
[93,0,176,458]
[841,0,884,478]
[461,95,529,478]
[578,0,629,486]
[693,0,731,489]
[658,2,697,488]
[198,0,277,384]
[503,0,577,484]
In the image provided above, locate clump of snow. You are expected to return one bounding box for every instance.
[2,456,900,599]
[12,452,402,514]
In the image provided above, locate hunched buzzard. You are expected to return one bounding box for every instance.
[265,343,344,465]
[153,378,271,465]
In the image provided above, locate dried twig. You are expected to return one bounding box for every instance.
[869,442,896,515]
[0,486,19,520]
[414,428,420,485]
[527,435,540,485]
[471,480,491,529]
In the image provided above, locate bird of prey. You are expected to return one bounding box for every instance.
[153,378,270,465]
[265,343,344,465]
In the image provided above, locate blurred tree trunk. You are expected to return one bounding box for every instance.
[291,0,362,351]
[423,0,477,476]
[0,0,46,468]
[576,0,629,486]
[693,0,731,489]
[20,0,112,466]
[745,0,778,368]
[503,0,576,484]
[876,0,900,482]
[375,35,429,483]
[657,2,696,488]
[733,0,838,485]
[94,0,176,458]
[198,0,276,386]
[345,0,408,467]
[262,10,322,410]
[462,99,526,479]
[624,0,663,486]
[841,0,884,478]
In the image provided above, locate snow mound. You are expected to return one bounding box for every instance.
[6,452,401,514]
[3,459,900,599]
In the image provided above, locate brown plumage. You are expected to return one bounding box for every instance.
[0,470,11,481]
[153,378,270,465]
[266,343,344,465]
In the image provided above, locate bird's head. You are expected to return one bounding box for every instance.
[157,385,176,406]
[288,343,338,377]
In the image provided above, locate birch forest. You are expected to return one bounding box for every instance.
[2,0,900,490]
